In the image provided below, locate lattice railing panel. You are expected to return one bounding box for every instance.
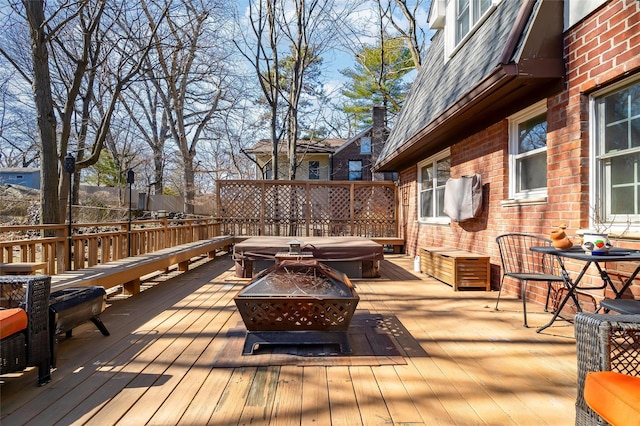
[216,180,397,238]
[218,182,262,219]
[354,186,395,220]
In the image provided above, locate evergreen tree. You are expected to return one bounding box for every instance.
[340,36,414,131]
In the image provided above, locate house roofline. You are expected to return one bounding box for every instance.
[374,0,564,173]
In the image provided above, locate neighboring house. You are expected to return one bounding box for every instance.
[374,0,640,304]
[332,106,395,181]
[248,106,395,181]
[248,137,344,180]
[0,168,40,189]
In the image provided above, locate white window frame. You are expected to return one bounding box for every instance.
[589,75,640,232]
[417,149,451,224]
[508,100,548,201]
[445,0,500,59]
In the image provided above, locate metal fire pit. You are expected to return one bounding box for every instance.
[234,259,359,354]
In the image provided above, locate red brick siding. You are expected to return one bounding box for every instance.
[401,0,640,305]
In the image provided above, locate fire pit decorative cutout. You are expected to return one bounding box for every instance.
[234,259,359,354]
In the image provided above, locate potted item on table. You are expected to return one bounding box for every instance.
[581,232,612,255]
[550,224,573,250]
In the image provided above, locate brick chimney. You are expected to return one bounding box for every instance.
[372,105,386,130]
[371,105,393,181]
[371,105,387,155]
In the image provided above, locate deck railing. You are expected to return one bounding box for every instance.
[0,218,221,275]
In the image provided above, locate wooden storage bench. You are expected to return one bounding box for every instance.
[420,247,490,291]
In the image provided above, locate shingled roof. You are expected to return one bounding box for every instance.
[247,138,347,155]
[375,0,564,172]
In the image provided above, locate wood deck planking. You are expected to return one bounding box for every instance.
[109,289,238,425]
[372,365,426,424]
[326,366,362,425]
[209,367,260,425]
[177,367,235,425]
[15,264,239,426]
[237,365,280,425]
[358,276,524,424]
[300,366,331,425]
[1,254,580,425]
[349,366,394,425]
[77,280,233,425]
[269,365,303,426]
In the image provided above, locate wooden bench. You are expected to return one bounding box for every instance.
[371,237,405,254]
[419,247,490,291]
[0,262,49,276]
[50,235,235,295]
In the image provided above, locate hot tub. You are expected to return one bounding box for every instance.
[232,236,383,278]
[234,259,359,354]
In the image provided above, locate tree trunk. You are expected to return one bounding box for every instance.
[183,155,195,215]
[25,0,60,226]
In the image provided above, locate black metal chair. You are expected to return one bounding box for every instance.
[495,234,565,327]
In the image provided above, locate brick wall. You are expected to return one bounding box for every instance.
[400,0,640,305]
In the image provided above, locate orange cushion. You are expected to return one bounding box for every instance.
[584,371,640,426]
[0,308,28,339]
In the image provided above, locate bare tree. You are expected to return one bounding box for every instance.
[238,0,343,180]
[140,0,235,214]
[119,76,170,196]
[378,0,428,69]
[236,0,284,180]
[0,1,166,225]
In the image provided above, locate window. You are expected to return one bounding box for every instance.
[264,161,272,179]
[591,78,640,228]
[455,0,493,45]
[348,160,363,181]
[508,101,548,200]
[418,151,450,221]
[308,161,320,180]
[360,137,372,154]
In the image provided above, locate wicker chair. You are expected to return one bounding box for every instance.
[574,313,640,425]
[495,234,566,327]
[0,275,52,385]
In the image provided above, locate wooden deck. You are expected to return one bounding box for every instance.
[0,254,578,425]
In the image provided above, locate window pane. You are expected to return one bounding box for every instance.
[309,161,320,180]
[436,157,450,185]
[631,85,640,117]
[517,152,547,191]
[349,160,362,180]
[360,137,372,154]
[611,186,635,214]
[456,0,470,43]
[610,154,639,215]
[518,114,547,153]
[605,90,628,124]
[421,165,433,189]
[611,155,634,185]
[436,187,446,217]
[605,122,628,153]
[632,117,640,148]
[474,0,491,21]
[421,190,433,218]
